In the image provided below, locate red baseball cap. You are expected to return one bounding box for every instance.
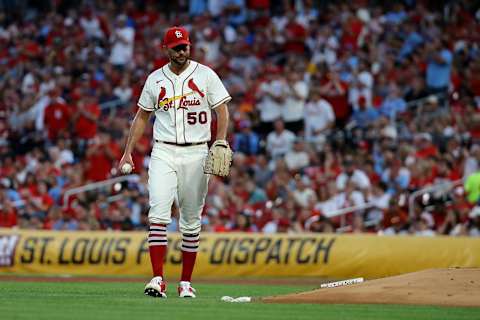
[163,26,191,48]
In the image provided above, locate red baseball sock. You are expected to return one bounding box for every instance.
[181,233,199,282]
[148,224,167,277]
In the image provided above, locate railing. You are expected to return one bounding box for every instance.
[305,177,463,232]
[5,175,141,210]
[407,179,464,217]
[405,92,447,109]
[99,98,125,111]
[0,199,26,210]
[62,174,140,208]
[305,202,376,231]
[322,202,376,219]
[346,92,448,130]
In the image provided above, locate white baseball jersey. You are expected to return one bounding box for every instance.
[138,60,231,143]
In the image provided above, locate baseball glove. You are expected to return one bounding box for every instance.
[204,140,233,177]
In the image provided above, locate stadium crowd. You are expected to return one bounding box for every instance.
[1,0,480,236]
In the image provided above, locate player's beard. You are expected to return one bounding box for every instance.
[172,54,189,68]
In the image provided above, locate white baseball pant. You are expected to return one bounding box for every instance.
[147,142,209,234]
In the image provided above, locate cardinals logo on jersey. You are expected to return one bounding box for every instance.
[156,87,166,108]
[158,92,200,111]
[156,79,203,111]
[188,78,204,97]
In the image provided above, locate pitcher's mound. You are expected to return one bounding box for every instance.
[263,268,480,307]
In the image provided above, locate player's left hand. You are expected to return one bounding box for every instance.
[204,140,233,177]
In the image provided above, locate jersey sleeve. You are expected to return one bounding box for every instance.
[206,68,231,109]
[137,76,155,111]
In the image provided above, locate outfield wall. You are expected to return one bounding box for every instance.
[1,230,479,278]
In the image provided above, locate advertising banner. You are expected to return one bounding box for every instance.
[1,230,479,278]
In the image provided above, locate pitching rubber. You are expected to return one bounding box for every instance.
[320,277,364,288]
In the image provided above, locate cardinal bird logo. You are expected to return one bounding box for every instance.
[188,78,204,97]
[156,87,166,107]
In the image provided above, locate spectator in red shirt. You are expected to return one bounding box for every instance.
[85,132,121,181]
[209,211,231,232]
[319,70,350,127]
[284,13,307,55]
[74,95,101,139]
[0,199,17,228]
[34,181,55,212]
[415,133,438,159]
[44,99,71,140]
[341,15,363,51]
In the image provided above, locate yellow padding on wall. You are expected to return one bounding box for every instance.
[0,230,479,278]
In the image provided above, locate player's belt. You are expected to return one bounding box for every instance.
[156,140,207,147]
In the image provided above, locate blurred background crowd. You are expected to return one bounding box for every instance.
[1,0,480,236]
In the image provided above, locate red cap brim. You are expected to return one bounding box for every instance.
[165,39,191,48]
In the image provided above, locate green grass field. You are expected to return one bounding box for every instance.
[1,281,478,320]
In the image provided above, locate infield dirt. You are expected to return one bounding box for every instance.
[263,268,480,307]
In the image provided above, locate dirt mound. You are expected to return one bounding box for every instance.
[263,268,480,307]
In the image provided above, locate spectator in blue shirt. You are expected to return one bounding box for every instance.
[223,0,247,27]
[426,39,453,93]
[380,86,407,120]
[384,3,407,25]
[233,120,260,156]
[351,96,380,129]
[381,160,410,195]
[1,178,21,203]
[52,210,79,230]
[399,23,423,59]
[189,0,208,16]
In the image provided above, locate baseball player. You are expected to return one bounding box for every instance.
[118,26,233,298]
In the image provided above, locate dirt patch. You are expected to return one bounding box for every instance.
[263,268,480,307]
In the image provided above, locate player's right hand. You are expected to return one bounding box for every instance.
[118,153,135,172]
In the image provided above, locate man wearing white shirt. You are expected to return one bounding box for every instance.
[315,182,365,217]
[282,71,308,133]
[284,138,310,172]
[292,176,317,208]
[336,156,371,191]
[266,119,295,159]
[304,89,335,150]
[113,76,133,104]
[348,75,373,111]
[109,15,135,68]
[80,8,104,39]
[256,67,286,135]
[118,26,231,299]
